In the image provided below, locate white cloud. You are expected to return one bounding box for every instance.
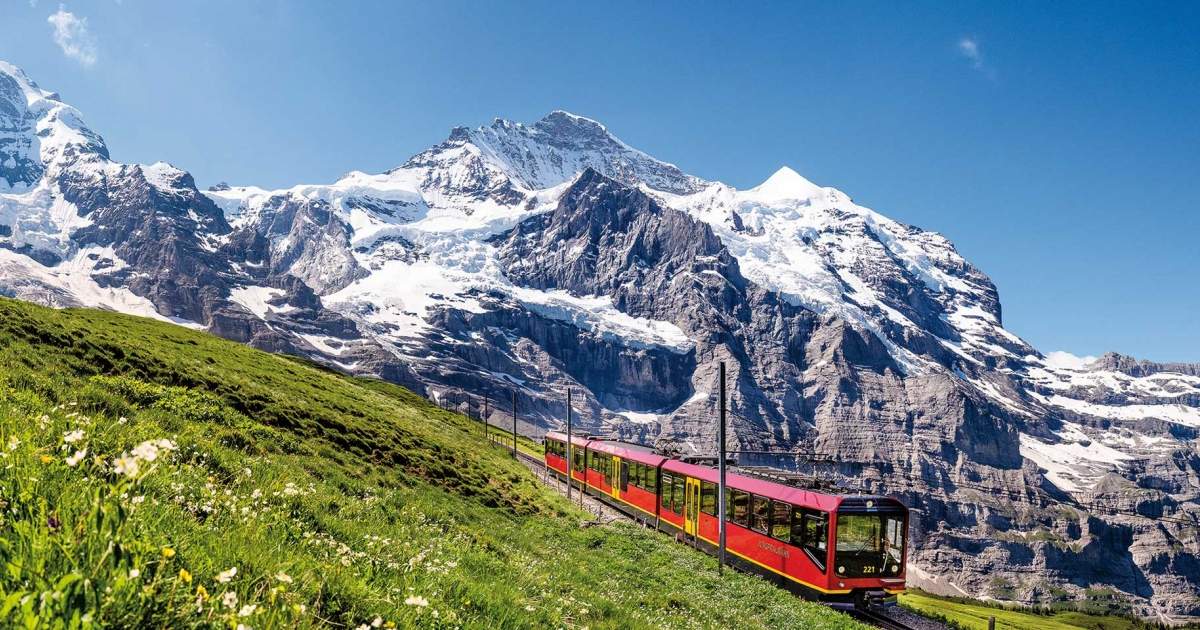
[956,36,997,80]
[957,37,983,69]
[1044,351,1098,370]
[47,5,98,67]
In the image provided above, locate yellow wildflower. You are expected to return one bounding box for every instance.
[178,568,192,583]
[195,584,208,600]
[162,546,176,559]
[39,454,53,464]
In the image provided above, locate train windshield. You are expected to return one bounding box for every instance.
[834,513,905,578]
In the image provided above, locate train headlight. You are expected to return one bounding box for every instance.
[838,566,845,574]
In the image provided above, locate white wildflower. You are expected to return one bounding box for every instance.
[238,604,257,617]
[63,430,85,444]
[221,591,238,609]
[112,456,140,478]
[131,441,160,462]
[274,572,293,584]
[216,567,238,583]
[129,569,140,579]
[66,449,87,467]
[404,595,429,607]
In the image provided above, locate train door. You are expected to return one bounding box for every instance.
[610,456,621,499]
[684,476,700,536]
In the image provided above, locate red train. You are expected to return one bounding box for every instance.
[543,432,907,608]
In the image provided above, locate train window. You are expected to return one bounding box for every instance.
[699,481,717,515]
[802,511,828,570]
[729,490,749,526]
[770,501,792,542]
[671,475,685,514]
[661,473,674,510]
[750,495,770,534]
[835,512,905,578]
[591,451,603,474]
[573,447,584,472]
[791,510,806,545]
[646,466,657,495]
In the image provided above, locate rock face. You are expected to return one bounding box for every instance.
[1,61,1198,622]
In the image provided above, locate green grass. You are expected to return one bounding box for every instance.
[898,591,1178,630]
[0,297,866,629]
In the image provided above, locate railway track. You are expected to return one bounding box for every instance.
[849,606,938,630]
[506,444,942,630]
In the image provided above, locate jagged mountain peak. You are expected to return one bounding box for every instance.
[0,60,109,190]
[529,109,612,138]
[402,111,704,196]
[1089,351,1200,377]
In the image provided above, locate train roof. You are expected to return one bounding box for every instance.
[663,459,845,512]
[545,432,906,514]
[545,431,592,448]
[587,439,667,465]
[545,433,667,465]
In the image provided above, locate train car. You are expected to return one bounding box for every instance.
[542,434,908,608]
[544,432,666,526]
[543,431,592,486]
[660,459,906,607]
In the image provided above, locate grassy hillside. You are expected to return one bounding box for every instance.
[0,297,865,629]
[898,591,1181,630]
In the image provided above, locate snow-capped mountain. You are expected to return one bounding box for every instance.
[2,61,1198,620]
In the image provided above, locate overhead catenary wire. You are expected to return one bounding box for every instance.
[445,367,1198,531]
[756,454,1200,529]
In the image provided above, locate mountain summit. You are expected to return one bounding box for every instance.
[748,166,823,200]
[1,61,1198,619]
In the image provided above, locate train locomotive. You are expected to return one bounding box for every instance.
[543,432,908,609]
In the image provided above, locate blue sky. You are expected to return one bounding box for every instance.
[1,1,1197,362]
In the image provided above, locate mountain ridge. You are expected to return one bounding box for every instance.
[1,61,1197,621]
